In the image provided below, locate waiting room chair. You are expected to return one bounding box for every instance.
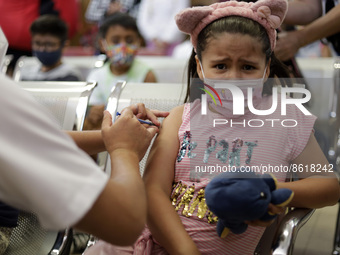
[0,27,8,72]
[296,57,340,255]
[12,55,106,81]
[0,54,12,74]
[3,81,97,255]
[136,56,188,83]
[13,55,189,84]
[18,81,97,131]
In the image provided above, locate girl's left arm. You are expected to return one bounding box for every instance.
[277,132,340,208]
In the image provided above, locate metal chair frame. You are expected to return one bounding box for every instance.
[12,55,106,81]
[12,55,188,83]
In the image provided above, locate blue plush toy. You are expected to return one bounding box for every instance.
[205,171,294,238]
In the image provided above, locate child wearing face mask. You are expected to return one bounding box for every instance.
[85,12,156,130]
[84,1,340,254]
[20,15,82,81]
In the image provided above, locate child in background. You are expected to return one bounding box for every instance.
[85,0,340,254]
[85,12,156,130]
[20,15,82,81]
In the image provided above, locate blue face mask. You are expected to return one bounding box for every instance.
[33,48,62,66]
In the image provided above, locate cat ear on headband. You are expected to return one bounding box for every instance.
[175,6,214,35]
[252,0,288,29]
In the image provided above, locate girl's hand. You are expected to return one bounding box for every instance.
[245,203,286,227]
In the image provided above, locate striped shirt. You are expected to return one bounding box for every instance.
[170,96,316,254]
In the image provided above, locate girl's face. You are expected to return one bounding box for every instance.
[196,32,270,80]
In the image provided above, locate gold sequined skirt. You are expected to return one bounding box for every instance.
[171,181,218,224]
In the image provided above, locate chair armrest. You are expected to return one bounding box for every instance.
[272,207,315,255]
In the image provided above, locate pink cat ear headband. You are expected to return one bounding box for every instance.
[175,0,288,51]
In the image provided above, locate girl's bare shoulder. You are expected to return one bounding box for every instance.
[162,104,185,130]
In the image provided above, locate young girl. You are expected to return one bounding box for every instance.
[85,0,339,254]
[85,12,156,130]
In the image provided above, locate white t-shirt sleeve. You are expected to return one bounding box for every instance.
[0,74,108,230]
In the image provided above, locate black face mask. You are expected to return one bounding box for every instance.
[33,48,62,66]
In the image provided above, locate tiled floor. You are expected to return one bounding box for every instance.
[293,203,339,255]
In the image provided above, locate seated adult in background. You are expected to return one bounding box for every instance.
[20,15,82,81]
[137,0,190,55]
[275,0,340,61]
[0,72,168,246]
[85,12,156,130]
[85,0,141,24]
